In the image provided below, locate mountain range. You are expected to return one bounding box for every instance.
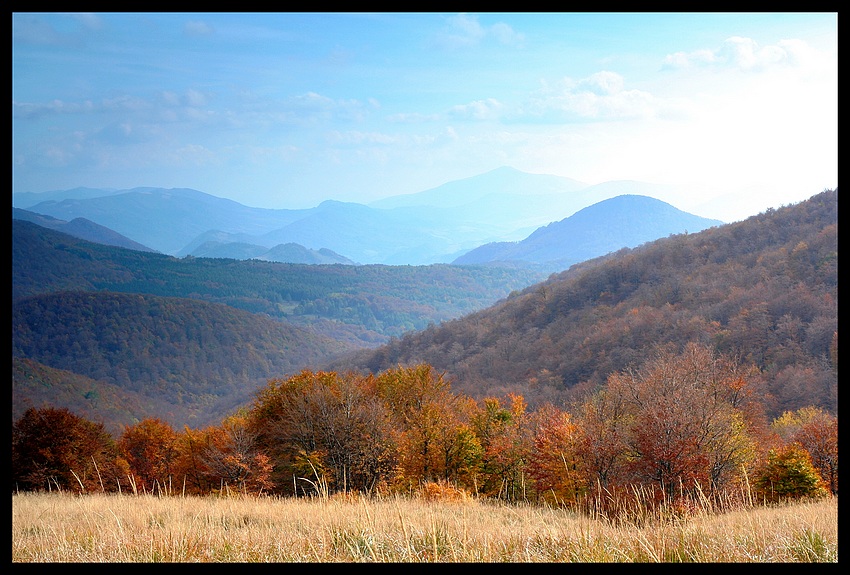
[13,167,721,268]
[12,165,835,435]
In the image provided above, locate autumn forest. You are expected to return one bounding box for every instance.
[12,189,838,517]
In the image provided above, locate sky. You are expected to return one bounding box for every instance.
[12,12,837,223]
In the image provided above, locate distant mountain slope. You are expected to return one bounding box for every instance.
[21,187,314,255]
[369,166,588,209]
[12,207,157,253]
[453,195,723,271]
[13,219,546,346]
[12,186,122,208]
[258,243,356,265]
[12,291,358,429]
[187,240,357,264]
[329,189,837,420]
[187,241,270,260]
[17,168,711,266]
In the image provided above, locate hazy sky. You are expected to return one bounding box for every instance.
[12,12,837,222]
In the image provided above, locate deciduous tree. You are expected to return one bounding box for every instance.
[374,364,465,490]
[526,404,586,505]
[605,342,758,499]
[198,413,274,495]
[753,443,828,502]
[12,407,122,493]
[117,418,179,494]
[248,369,396,495]
[771,407,838,495]
[469,394,531,501]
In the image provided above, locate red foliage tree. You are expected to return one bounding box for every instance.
[12,407,124,493]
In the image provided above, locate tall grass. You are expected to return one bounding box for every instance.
[12,489,837,562]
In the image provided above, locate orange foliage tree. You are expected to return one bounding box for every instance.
[196,413,274,495]
[373,364,473,492]
[248,369,396,496]
[117,418,180,494]
[526,403,586,505]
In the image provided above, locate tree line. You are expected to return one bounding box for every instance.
[13,343,837,514]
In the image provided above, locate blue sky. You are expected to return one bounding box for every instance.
[12,12,837,222]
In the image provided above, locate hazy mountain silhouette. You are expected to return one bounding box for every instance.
[453,195,723,272]
[15,167,714,268]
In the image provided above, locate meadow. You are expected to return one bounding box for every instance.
[12,491,837,563]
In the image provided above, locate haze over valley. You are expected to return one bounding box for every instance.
[13,167,723,270]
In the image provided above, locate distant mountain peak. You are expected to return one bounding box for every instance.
[454,194,723,272]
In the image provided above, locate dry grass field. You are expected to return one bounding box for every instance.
[11,491,837,562]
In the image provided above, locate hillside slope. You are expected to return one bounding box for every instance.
[13,357,163,437]
[329,189,837,420]
[12,291,358,429]
[188,240,357,264]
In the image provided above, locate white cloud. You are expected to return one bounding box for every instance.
[663,36,820,72]
[185,89,208,108]
[435,14,524,49]
[13,99,94,118]
[513,72,657,122]
[72,13,103,31]
[326,130,399,146]
[386,112,443,123]
[576,71,624,96]
[12,13,89,46]
[437,13,486,48]
[169,143,217,166]
[100,95,151,113]
[490,22,524,47]
[448,98,504,120]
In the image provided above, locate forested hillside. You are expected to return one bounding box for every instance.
[13,357,161,436]
[330,190,838,420]
[12,219,546,346]
[12,291,358,429]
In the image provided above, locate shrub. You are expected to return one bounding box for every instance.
[753,443,828,503]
